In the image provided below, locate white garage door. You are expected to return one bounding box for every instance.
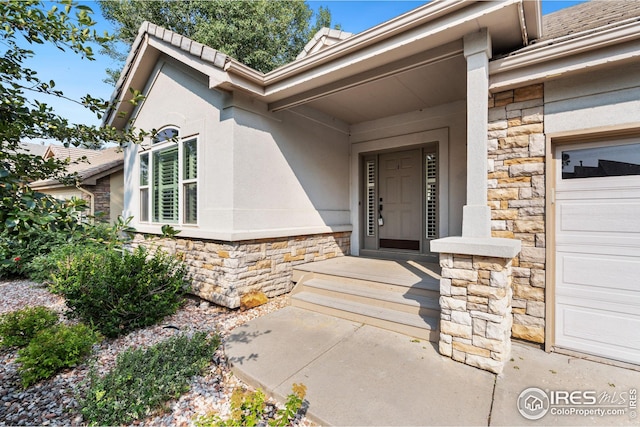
[555,138,640,365]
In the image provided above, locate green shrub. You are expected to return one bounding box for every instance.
[17,323,101,388]
[28,242,106,286]
[81,332,219,425]
[0,306,59,347]
[52,245,189,337]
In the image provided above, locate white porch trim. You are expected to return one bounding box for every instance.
[461,28,492,238]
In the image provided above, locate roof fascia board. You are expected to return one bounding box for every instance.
[489,22,640,91]
[522,0,541,41]
[104,23,151,127]
[106,35,158,128]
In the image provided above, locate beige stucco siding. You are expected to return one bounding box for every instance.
[124,58,231,232]
[545,61,640,134]
[39,188,84,202]
[125,57,351,238]
[231,97,350,233]
[109,170,124,222]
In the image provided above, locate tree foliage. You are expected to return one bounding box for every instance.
[0,0,149,276]
[99,0,334,83]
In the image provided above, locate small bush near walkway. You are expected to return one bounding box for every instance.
[81,332,219,426]
[52,245,189,338]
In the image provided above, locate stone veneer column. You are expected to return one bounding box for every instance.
[487,83,546,344]
[438,253,514,374]
[430,28,521,375]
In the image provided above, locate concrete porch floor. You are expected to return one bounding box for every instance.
[292,256,442,289]
[225,306,640,426]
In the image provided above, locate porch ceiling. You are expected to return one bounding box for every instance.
[298,53,467,125]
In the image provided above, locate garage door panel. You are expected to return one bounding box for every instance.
[556,242,640,257]
[554,139,640,365]
[556,305,640,363]
[559,202,640,233]
[558,253,640,291]
[556,304,640,364]
[556,290,640,317]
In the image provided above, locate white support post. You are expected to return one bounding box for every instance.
[462,28,492,238]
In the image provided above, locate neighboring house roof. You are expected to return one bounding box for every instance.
[31,146,124,189]
[541,0,640,41]
[16,142,49,157]
[43,144,100,160]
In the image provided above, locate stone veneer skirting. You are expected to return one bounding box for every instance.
[439,253,514,374]
[487,83,546,344]
[132,231,350,308]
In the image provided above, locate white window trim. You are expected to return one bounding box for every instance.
[139,127,199,227]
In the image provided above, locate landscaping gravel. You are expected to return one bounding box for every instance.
[0,279,311,426]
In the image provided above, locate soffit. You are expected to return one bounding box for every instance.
[303,54,466,124]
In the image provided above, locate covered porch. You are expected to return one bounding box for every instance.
[290,256,441,341]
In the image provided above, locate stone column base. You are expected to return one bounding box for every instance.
[438,253,514,374]
[431,236,521,374]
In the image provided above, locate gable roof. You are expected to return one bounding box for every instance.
[43,144,103,164]
[105,0,541,128]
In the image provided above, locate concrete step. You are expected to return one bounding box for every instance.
[292,258,440,293]
[294,271,439,296]
[291,292,439,342]
[302,278,440,318]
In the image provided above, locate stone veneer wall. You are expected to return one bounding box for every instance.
[91,176,112,221]
[439,254,514,374]
[487,83,546,344]
[132,231,350,308]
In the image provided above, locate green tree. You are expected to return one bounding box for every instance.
[99,0,334,84]
[0,0,148,277]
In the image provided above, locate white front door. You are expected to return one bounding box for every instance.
[554,138,640,364]
[378,149,422,251]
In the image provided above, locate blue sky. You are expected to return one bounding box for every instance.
[24,0,586,144]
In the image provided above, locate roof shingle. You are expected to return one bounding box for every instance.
[542,0,640,41]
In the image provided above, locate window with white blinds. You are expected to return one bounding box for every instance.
[153,146,179,223]
[425,152,437,239]
[140,127,198,225]
[365,159,376,237]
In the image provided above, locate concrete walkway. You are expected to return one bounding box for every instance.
[225,307,640,426]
